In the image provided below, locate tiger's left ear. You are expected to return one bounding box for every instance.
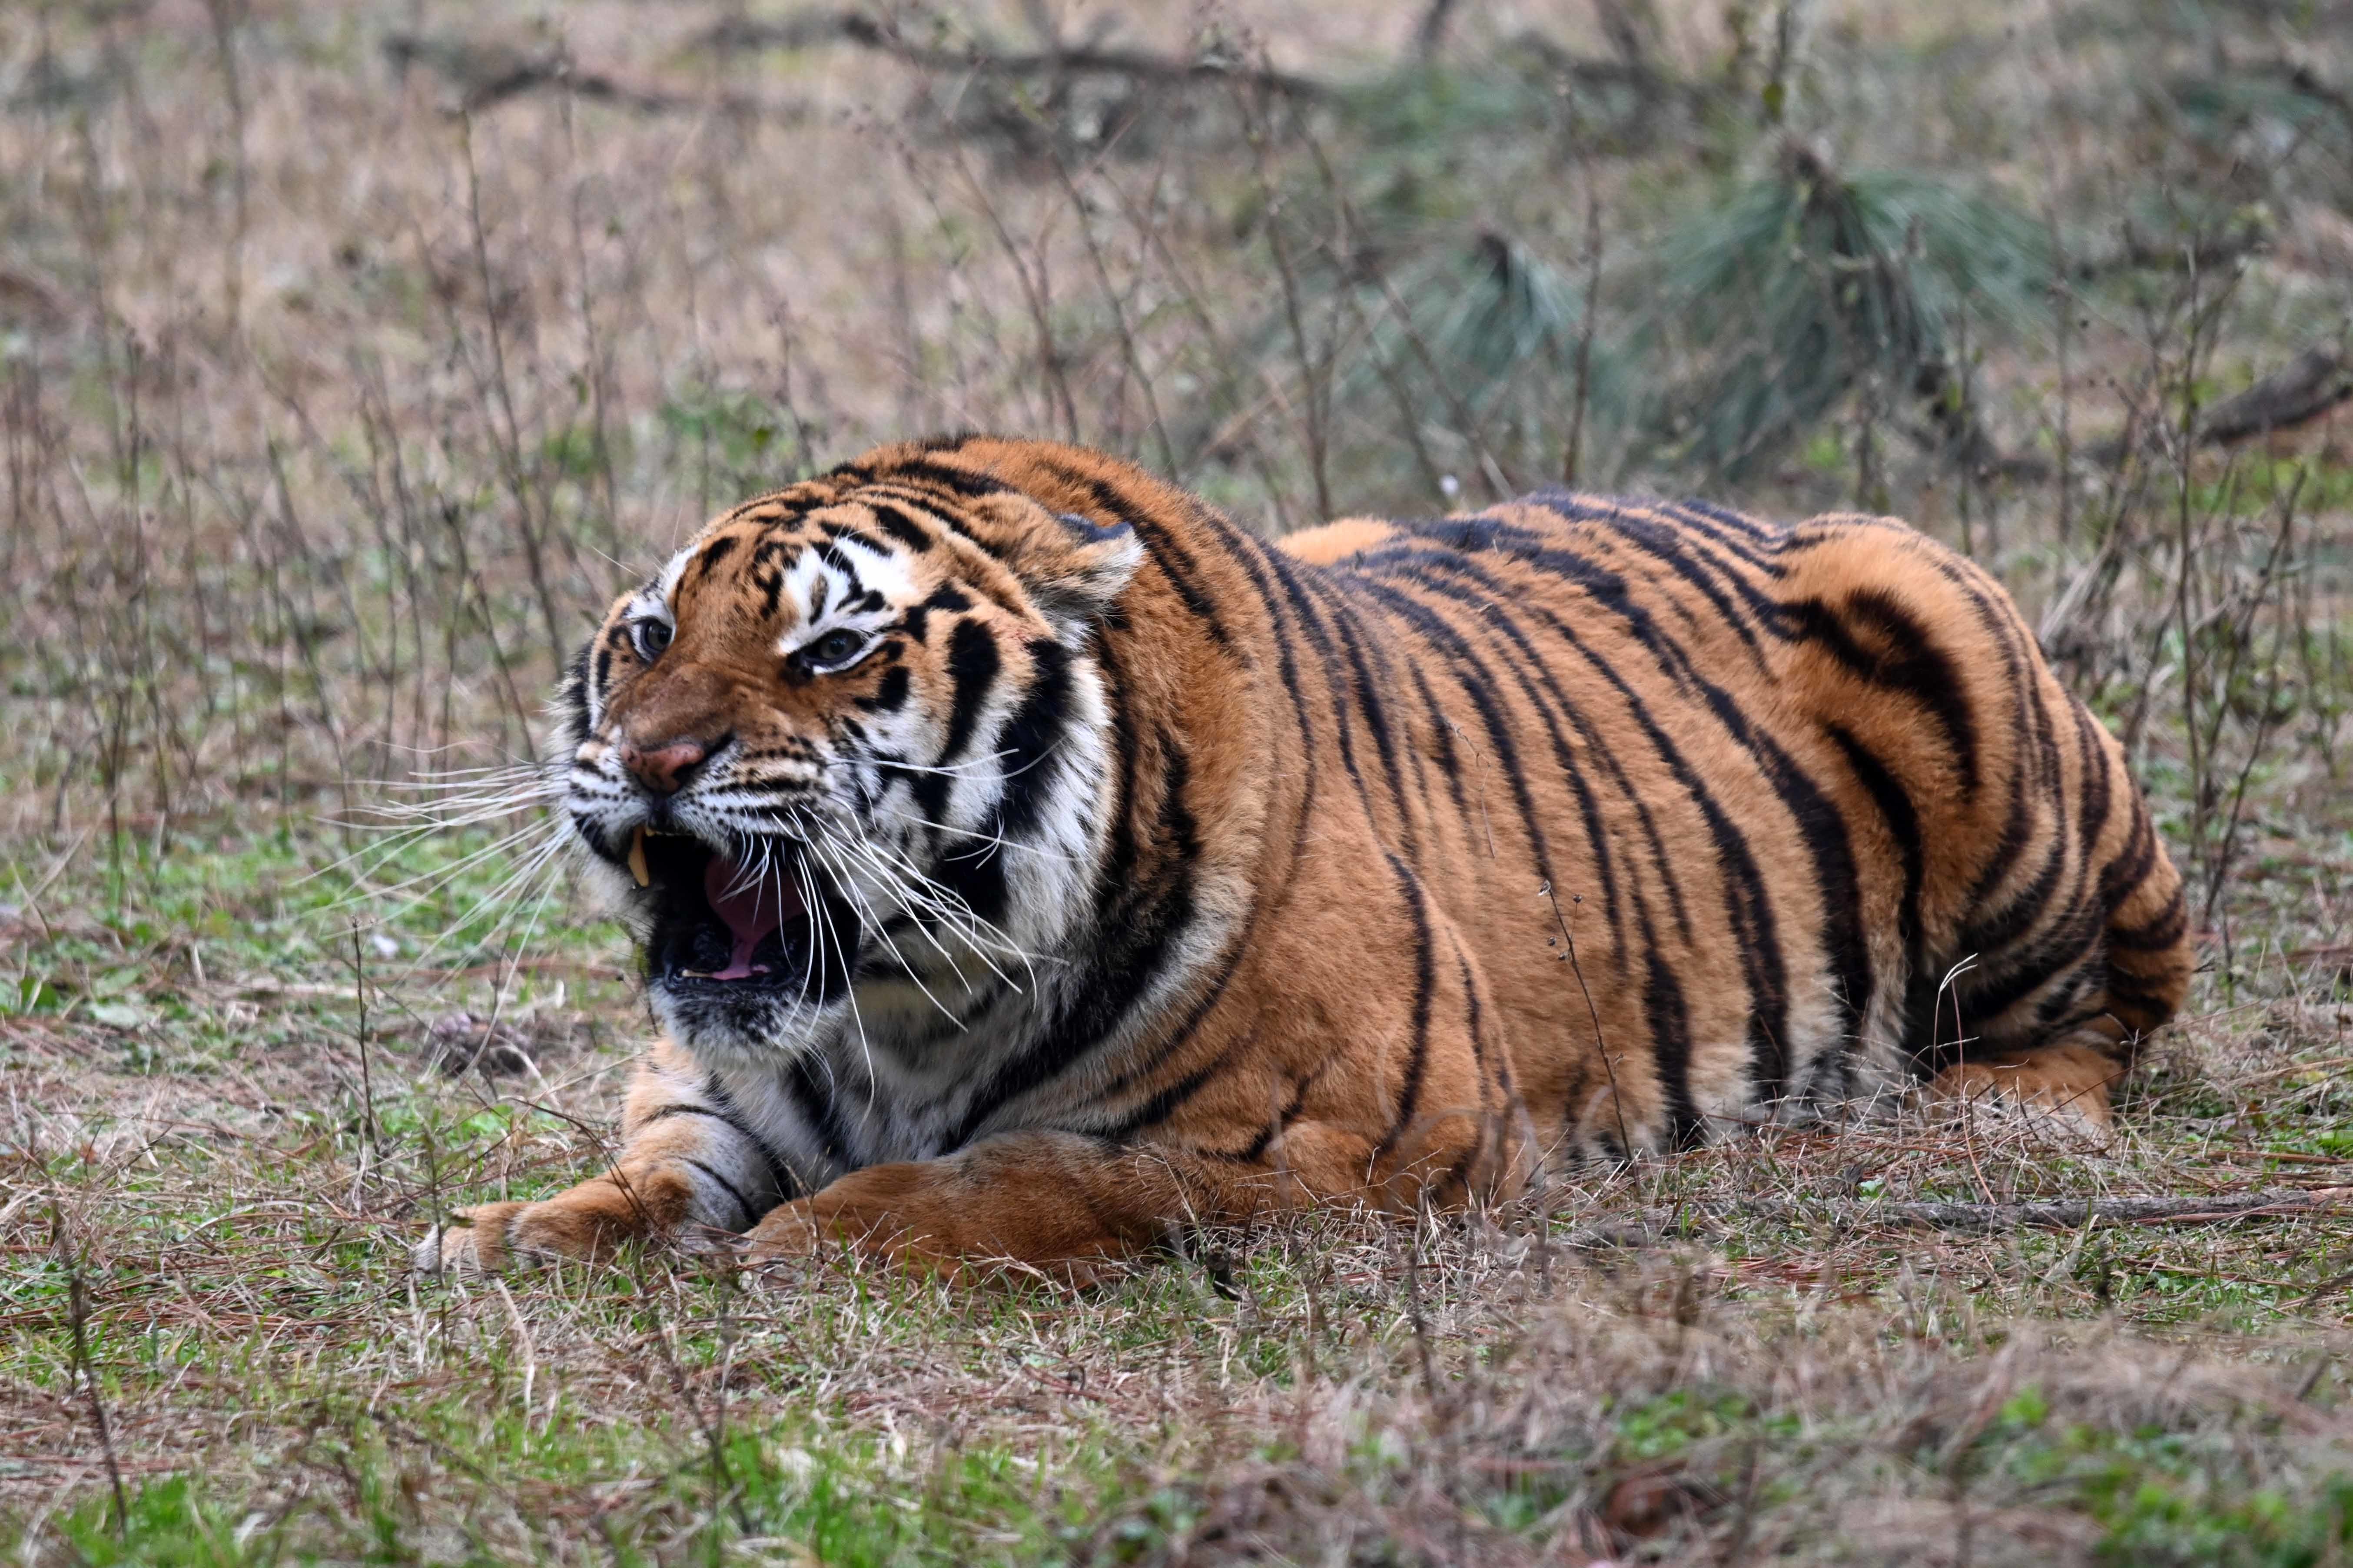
[1010,512,1145,636]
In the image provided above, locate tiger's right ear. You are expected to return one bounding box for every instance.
[1010,512,1145,636]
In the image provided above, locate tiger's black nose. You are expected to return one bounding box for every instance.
[619,739,709,796]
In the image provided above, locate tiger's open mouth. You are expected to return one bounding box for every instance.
[629,828,856,998]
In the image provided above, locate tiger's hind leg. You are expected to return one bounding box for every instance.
[1925,803,2192,1144]
[1922,680,2194,1144]
[1929,1037,2124,1141]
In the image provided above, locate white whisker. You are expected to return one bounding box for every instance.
[870,803,1080,863]
[398,823,571,975]
[805,832,962,1027]
[310,818,552,910]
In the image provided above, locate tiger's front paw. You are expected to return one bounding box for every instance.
[411,1202,534,1275]
[410,1181,667,1274]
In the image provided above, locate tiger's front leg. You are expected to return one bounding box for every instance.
[737,1130,1201,1280]
[736,1108,1504,1280]
[413,1045,787,1273]
[413,1164,698,1273]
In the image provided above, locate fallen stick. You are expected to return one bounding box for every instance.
[2077,346,2351,466]
[1732,1187,2353,1234]
[2192,346,2353,445]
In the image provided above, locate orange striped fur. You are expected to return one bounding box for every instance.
[414,437,2190,1278]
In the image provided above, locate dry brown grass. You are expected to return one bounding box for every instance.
[3,0,2351,1562]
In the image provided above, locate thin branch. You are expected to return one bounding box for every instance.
[1412,0,1464,64]
[383,34,809,120]
[52,1206,129,1538]
[696,13,1330,99]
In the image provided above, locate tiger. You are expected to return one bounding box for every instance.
[412,434,2192,1277]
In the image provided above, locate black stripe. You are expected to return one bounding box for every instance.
[2096,807,2161,908]
[856,663,911,715]
[1407,663,1466,811]
[1238,1071,1314,1164]
[1456,948,1487,1071]
[938,619,1000,764]
[882,455,1011,499]
[1228,532,1320,754]
[2108,900,2186,953]
[1304,570,1419,849]
[1110,1044,1238,1145]
[1096,947,1251,1128]
[1961,832,2069,964]
[683,1157,756,1228]
[694,534,740,579]
[1259,547,1377,819]
[1089,634,1145,902]
[1958,905,2106,1030]
[866,501,935,552]
[1827,725,1937,1060]
[916,618,1001,822]
[1659,496,1785,554]
[1643,949,1706,1147]
[1788,589,1980,798]
[951,743,1201,1147]
[640,1100,797,1200]
[2032,970,2101,1028]
[1371,851,1437,1165]
[782,1057,853,1172]
[993,639,1072,840]
[812,540,864,587]
[903,581,973,645]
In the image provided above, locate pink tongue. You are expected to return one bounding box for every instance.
[702,856,801,980]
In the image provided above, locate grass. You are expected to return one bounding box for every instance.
[3,0,2352,1560]
[4,813,2353,1564]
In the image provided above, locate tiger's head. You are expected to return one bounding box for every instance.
[557,448,1145,1061]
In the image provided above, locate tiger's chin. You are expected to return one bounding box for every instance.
[631,828,860,1058]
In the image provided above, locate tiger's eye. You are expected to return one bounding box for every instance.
[632,618,672,661]
[809,629,865,666]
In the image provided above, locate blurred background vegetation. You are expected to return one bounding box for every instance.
[3,1,2349,926]
[3,0,2350,872]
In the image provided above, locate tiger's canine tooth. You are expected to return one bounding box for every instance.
[628,825,650,887]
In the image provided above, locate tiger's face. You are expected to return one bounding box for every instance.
[556,476,1143,1062]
